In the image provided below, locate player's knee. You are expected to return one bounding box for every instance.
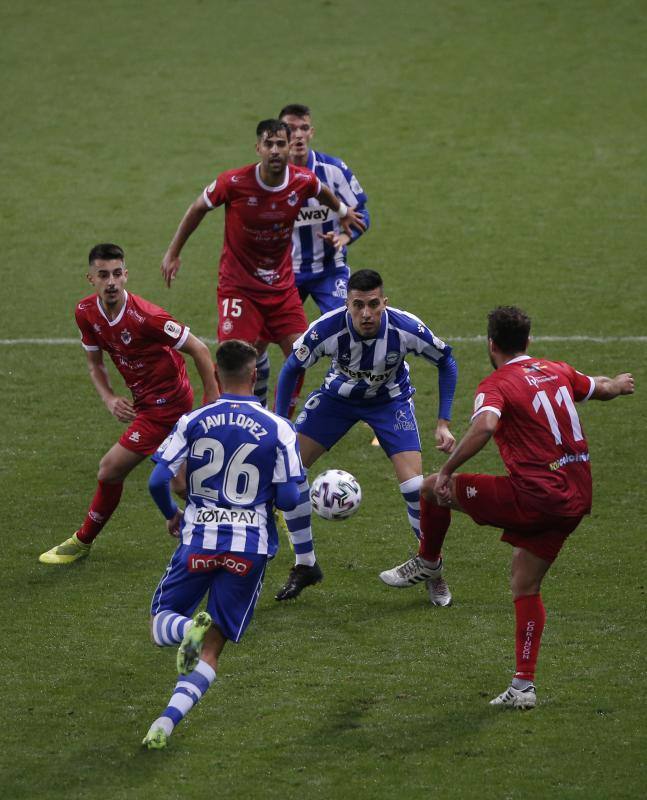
[97,453,119,482]
[421,473,439,500]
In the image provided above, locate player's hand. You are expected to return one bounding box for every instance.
[435,421,455,453]
[614,373,635,395]
[316,231,350,252]
[339,206,366,238]
[434,471,453,506]
[107,396,136,423]
[161,252,181,288]
[166,508,183,538]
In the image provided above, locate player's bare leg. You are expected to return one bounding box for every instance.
[379,470,454,606]
[39,443,145,564]
[143,622,227,749]
[275,433,325,601]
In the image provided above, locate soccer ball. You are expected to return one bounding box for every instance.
[310,469,362,520]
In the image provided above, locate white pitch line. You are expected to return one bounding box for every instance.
[1,336,646,346]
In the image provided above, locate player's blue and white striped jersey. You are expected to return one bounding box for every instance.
[154,395,304,556]
[291,306,452,404]
[292,150,369,279]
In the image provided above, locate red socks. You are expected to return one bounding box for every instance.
[76,480,124,544]
[287,372,306,420]
[417,494,451,562]
[514,593,546,682]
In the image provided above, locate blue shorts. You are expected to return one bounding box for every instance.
[294,391,421,457]
[151,545,267,643]
[297,269,349,314]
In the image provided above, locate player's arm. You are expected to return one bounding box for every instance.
[590,373,634,400]
[149,462,182,537]
[161,194,211,288]
[178,332,220,404]
[435,352,458,452]
[318,165,370,251]
[316,184,366,239]
[85,349,136,423]
[276,354,306,418]
[434,411,499,502]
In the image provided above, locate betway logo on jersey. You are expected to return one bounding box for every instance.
[338,364,390,383]
[194,507,259,526]
[294,204,334,228]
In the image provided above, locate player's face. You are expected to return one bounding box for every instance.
[346,288,388,338]
[281,114,314,162]
[256,130,290,175]
[87,259,128,310]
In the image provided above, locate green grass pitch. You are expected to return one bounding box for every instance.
[1,1,646,798]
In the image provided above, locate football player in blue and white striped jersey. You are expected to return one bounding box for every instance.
[273,269,458,603]
[280,103,370,314]
[142,340,317,749]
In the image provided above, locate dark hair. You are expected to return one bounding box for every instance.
[88,243,124,265]
[215,340,258,379]
[256,119,291,141]
[348,269,383,293]
[279,103,311,120]
[487,306,531,354]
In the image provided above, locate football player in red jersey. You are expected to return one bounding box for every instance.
[39,243,220,565]
[160,119,365,414]
[380,306,634,708]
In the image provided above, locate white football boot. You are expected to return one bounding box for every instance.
[489,684,537,710]
[379,555,438,587]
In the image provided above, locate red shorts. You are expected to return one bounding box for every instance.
[119,395,193,456]
[217,284,307,344]
[454,473,584,562]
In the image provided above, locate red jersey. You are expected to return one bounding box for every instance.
[75,291,192,413]
[203,162,321,296]
[472,355,596,516]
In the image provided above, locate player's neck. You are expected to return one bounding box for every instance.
[220,383,255,398]
[258,163,288,187]
[98,294,126,321]
[290,152,309,168]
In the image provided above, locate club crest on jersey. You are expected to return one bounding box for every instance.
[333,278,347,299]
[222,319,234,334]
[120,328,132,345]
[247,196,258,206]
[164,320,182,339]
[287,190,298,206]
[295,411,307,425]
[385,351,400,365]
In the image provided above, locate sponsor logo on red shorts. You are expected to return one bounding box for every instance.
[188,553,253,576]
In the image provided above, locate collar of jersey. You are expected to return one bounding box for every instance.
[255,163,289,193]
[306,150,316,170]
[346,308,388,343]
[96,290,129,326]
[505,354,531,365]
[218,393,261,404]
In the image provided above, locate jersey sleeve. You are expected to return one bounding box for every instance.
[398,311,451,365]
[470,375,505,422]
[334,161,370,241]
[272,419,306,484]
[203,173,229,209]
[142,310,190,350]
[290,323,326,369]
[305,169,322,199]
[560,362,596,402]
[75,305,100,351]
[153,415,190,475]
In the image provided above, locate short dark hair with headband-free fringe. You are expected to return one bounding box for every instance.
[348,269,383,293]
[215,340,258,379]
[256,119,291,141]
[88,243,124,265]
[487,306,531,354]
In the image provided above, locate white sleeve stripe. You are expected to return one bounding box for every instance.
[173,326,190,350]
[202,188,214,209]
[471,406,502,421]
[581,376,595,402]
[81,343,100,351]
